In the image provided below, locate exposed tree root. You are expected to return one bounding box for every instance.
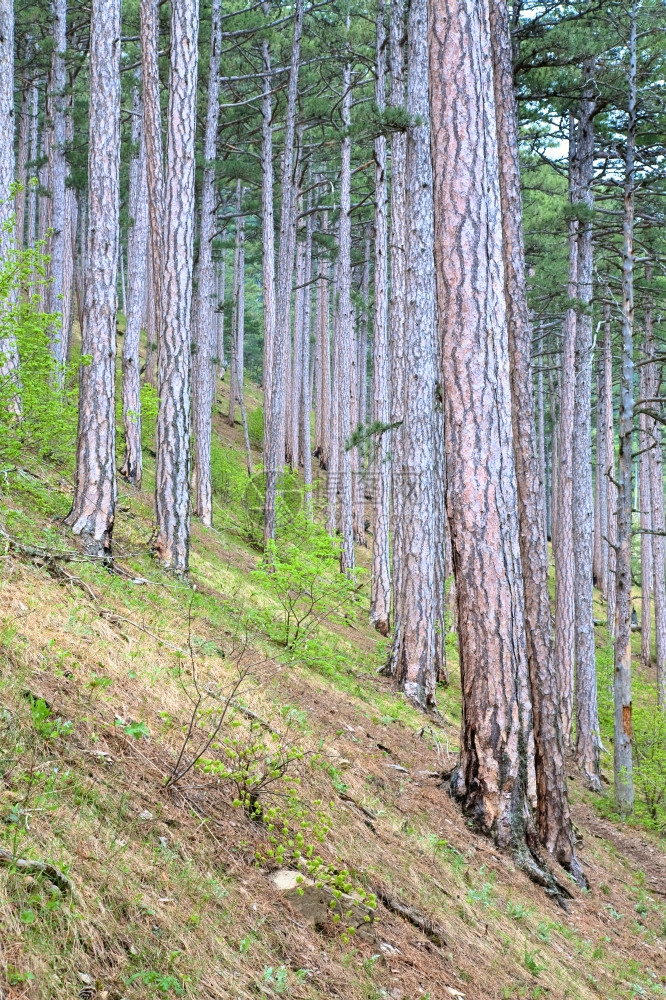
[0,847,78,899]
[373,886,448,947]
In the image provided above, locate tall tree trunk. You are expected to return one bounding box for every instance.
[215,255,225,399]
[336,50,355,576]
[61,96,76,360]
[261,29,276,420]
[264,0,303,547]
[26,81,38,248]
[639,358,653,669]
[390,0,437,707]
[120,76,148,488]
[140,0,164,396]
[228,181,244,428]
[48,0,67,374]
[595,307,610,599]
[314,210,331,469]
[0,0,20,399]
[65,0,121,556]
[353,239,369,546]
[15,73,31,250]
[593,349,605,589]
[644,273,666,707]
[572,58,601,791]
[154,0,200,573]
[555,117,578,746]
[300,207,313,510]
[288,207,305,468]
[370,0,391,637]
[192,0,222,526]
[490,0,583,866]
[388,0,407,640]
[537,365,547,552]
[614,3,637,814]
[326,265,340,537]
[429,0,539,857]
[604,297,618,634]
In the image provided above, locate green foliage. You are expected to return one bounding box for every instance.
[253,533,364,650]
[247,406,264,449]
[0,242,79,469]
[127,970,184,995]
[27,697,73,741]
[523,948,547,977]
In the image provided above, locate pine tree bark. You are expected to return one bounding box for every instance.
[429,0,538,851]
[264,0,303,547]
[314,210,331,469]
[61,99,76,360]
[614,3,636,814]
[352,241,369,546]
[15,72,31,250]
[288,208,305,468]
[326,266,340,537]
[572,59,601,790]
[639,358,653,669]
[140,0,164,396]
[389,0,437,707]
[192,0,222,525]
[48,0,67,373]
[489,0,584,862]
[388,0,407,631]
[228,181,245,428]
[261,26,276,421]
[26,81,38,248]
[370,0,391,636]
[336,52,355,577]
[120,76,148,488]
[65,0,121,556]
[0,0,20,397]
[604,298,618,635]
[300,207,313,509]
[154,0,200,574]
[595,309,610,599]
[645,284,666,707]
[555,118,578,746]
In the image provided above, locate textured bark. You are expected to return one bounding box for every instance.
[389,0,437,708]
[74,193,87,335]
[314,210,331,468]
[537,366,547,551]
[0,0,19,397]
[48,0,67,372]
[644,270,666,707]
[603,298,618,635]
[593,349,605,589]
[336,54,355,576]
[429,0,537,848]
[352,241,369,546]
[192,0,222,526]
[287,209,305,469]
[26,81,38,247]
[120,77,148,488]
[490,0,582,863]
[154,0,200,574]
[326,265,340,537]
[572,60,601,791]
[370,0,391,637]
[639,359,653,669]
[215,256,225,394]
[388,0,406,629]
[228,181,245,428]
[140,0,164,394]
[595,324,609,598]
[65,0,121,556]
[555,119,578,747]
[61,100,76,361]
[614,5,636,815]
[264,0,302,547]
[261,28,276,420]
[15,73,31,250]
[300,208,313,510]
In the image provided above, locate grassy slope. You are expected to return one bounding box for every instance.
[0,381,665,1000]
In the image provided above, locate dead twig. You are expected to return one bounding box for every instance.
[374,886,447,947]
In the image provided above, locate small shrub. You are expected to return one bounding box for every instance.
[248,406,263,448]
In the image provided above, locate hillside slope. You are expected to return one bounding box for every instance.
[1,388,665,1000]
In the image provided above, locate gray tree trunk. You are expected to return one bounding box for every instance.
[389,0,437,708]
[65,0,121,556]
[572,59,601,791]
[192,0,222,526]
[0,0,20,399]
[154,0,200,574]
[48,0,67,375]
[370,0,391,637]
[26,81,38,247]
[614,3,637,815]
[120,76,148,488]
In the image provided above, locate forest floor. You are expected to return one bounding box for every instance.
[0,378,665,1000]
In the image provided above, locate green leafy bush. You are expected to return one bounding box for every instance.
[247,406,263,449]
[0,241,79,469]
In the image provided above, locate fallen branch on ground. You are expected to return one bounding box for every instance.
[0,847,78,899]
